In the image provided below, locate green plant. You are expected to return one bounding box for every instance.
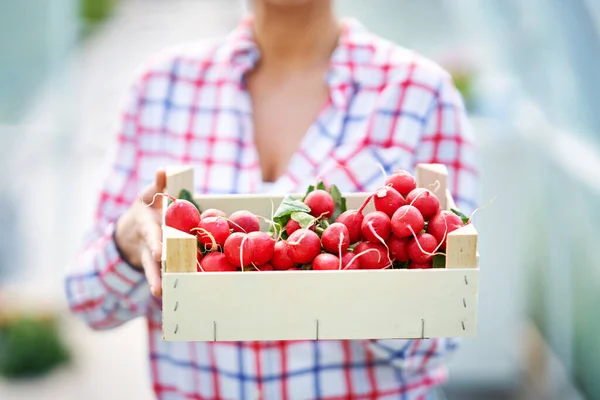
[0,315,71,379]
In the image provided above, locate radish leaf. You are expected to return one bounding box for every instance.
[433,254,446,268]
[178,189,202,213]
[291,212,316,229]
[450,208,469,225]
[273,195,311,236]
[317,181,327,191]
[302,185,315,201]
[328,184,347,221]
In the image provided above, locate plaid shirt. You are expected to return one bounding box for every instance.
[66,16,478,400]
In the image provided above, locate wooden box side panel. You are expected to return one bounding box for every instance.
[162,269,479,342]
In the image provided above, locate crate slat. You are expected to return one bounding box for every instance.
[162,269,479,342]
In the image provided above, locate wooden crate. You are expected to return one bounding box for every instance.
[161,164,479,342]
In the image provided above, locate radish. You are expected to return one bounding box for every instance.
[427,210,463,250]
[223,232,253,267]
[321,223,350,254]
[406,188,440,220]
[165,198,201,235]
[271,241,297,270]
[196,216,230,251]
[228,210,260,233]
[341,251,360,270]
[336,210,364,244]
[247,231,275,266]
[391,205,425,238]
[385,170,416,197]
[285,219,302,235]
[387,235,410,262]
[304,190,335,219]
[200,252,237,272]
[313,253,341,270]
[407,233,439,263]
[374,186,405,217]
[361,211,391,243]
[353,242,391,269]
[256,263,274,271]
[201,208,227,219]
[286,229,322,264]
[409,260,433,269]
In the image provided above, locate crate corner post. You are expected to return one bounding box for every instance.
[446,223,478,269]
[415,163,448,209]
[165,166,195,198]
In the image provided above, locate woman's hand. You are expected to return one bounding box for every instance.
[115,169,167,297]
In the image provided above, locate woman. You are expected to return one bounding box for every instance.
[66,0,479,398]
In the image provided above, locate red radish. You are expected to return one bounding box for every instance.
[427,210,464,250]
[341,252,360,270]
[285,218,314,235]
[387,235,410,262]
[228,210,260,233]
[247,231,275,266]
[409,260,433,269]
[304,190,335,219]
[165,199,201,235]
[321,223,350,254]
[406,188,440,220]
[408,233,439,263]
[201,208,227,219]
[374,186,405,217]
[385,170,416,197]
[391,205,425,238]
[313,253,342,270]
[361,211,391,243]
[336,210,364,244]
[200,252,237,272]
[196,216,230,251]
[271,241,297,270]
[285,219,302,235]
[287,229,322,264]
[223,232,253,267]
[353,242,391,269]
[256,263,274,271]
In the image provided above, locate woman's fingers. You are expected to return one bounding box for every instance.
[141,243,162,298]
[140,208,163,261]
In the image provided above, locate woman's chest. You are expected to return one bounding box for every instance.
[140,82,426,194]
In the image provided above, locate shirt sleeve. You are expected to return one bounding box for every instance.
[362,70,480,374]
[64,74,152,330]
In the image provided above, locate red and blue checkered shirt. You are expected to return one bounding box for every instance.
[66,16,479,400]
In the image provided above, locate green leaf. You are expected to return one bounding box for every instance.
[302,185,315,201]
[394,260,410,269]
[178,189,202,213]
[432,254,446,269]
[328,184,347,222]
[273,195,311,234]
[291,212,316,229]
[317,181,327,191]
[450,208,470,225]
[274,195,310,219]
[300,263,313,270]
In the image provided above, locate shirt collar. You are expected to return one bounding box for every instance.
[223,16,376,110]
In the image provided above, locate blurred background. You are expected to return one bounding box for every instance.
[1,0,599,399]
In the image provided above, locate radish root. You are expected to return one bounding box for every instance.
[145,192,176,207]
[467,196,497,224]
[190,227,219,252]
[367,222,393,267]
[240,235,248,271]
[407,225,446,258]
[344,248,379,270]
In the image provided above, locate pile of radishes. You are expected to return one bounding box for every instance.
[164,169,471,272]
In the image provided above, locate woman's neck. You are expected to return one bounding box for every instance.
[251,0,340,70]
